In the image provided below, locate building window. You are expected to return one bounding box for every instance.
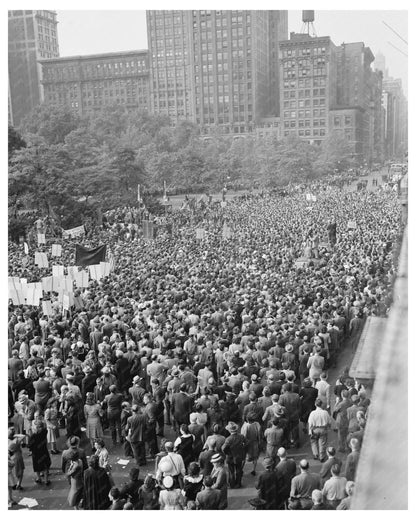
[345,116,352,126]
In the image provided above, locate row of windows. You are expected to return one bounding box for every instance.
[334,115,353,126]
[281,47,327,58]
[284,119,326,128]
[283,78,327,89]
[283,67,326,79]
[283,88,326,99]
[283,58,326,68]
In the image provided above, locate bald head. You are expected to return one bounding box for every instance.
[277,447,287,459]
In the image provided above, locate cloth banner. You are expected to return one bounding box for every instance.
[75,244,106,266]
[89,264,102,281]
[51,244,62,257]
[41,276,61,293]
[100,262,111,277]
[196,229,206,240]
[67,266,79,280]
[61,276,73,293]
[26,283,43,306]
[34,252,49,268]
[42,300,53,317]
[37,233,46,245]
[52,265,65,277]
[74,270,89,288]
[62,225,85,239]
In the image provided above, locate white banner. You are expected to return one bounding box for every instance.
[52,265,65,277]
[89,264,102,280]
[62,225,85,239]
[37,233,46,245]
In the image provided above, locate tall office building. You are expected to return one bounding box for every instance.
[8,10,59,126]
[147,10,288,134]
[381,77,407,160]
[40,51,149,116]
[279,32,338,145]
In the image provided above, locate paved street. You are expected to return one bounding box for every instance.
[11,340,358,510]
[10,169,388,510]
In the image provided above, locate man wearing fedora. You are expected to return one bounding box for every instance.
[221,421,247,488]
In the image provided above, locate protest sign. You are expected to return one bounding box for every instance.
[89,264,102,281]
[26,283,43,306]
[52,265,65,277]
[24,242,29,255]
[196,228,206,240]
[67,266,79,279]
[42,300,53,317]
[35,252,49,268]
[62,225,85,239]
[100,262,111,277]
[347,220,357,229]
[51,244,62,257]
[37,233,46,245]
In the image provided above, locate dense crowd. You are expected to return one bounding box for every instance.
[8,176,403,509]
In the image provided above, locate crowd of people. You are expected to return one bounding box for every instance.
[8,173,403,509]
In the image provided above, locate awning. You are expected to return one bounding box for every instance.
[349,316,387,381]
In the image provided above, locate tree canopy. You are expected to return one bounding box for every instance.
[9,102,357,228]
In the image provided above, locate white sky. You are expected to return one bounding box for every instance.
[55,7,408,95]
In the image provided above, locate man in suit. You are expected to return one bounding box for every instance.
[171,383,193,432]
[196,476,221,510]
[256,457,280,509]
[278,383,301,448]
[319,446,342,482]
[275,447,297,508]
[126,405,147,466]
[344,438,360,481]
[221,422,247,488]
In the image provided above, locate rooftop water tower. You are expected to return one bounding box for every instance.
[301,10,317,37]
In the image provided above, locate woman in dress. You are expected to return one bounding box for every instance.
[174,424,195,470]
[44,398,60,454]
[27,421,51,485]
[8,427,25,490]
[84,393,103,450]
[94,438,114,486]
[159,475,185,510]
[67,451,84,509]
[183,462,204,503]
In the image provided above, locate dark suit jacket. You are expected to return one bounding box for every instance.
[276,458,297,499]
[127,412,146,442]
[278,392,301,420]
[196,488,221,509]
[171,392,193,423]
[320,456,342,484]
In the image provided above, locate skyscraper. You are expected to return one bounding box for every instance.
[279,32,338,145]
[147,10,288,134]
[8,10,59,126]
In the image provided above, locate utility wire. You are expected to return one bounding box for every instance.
[383,21,408,45]
[388,41,408,58]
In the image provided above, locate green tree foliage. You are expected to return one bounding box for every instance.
[10,102,356,229]
[19,104,80,145]
[8,125,26,160]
